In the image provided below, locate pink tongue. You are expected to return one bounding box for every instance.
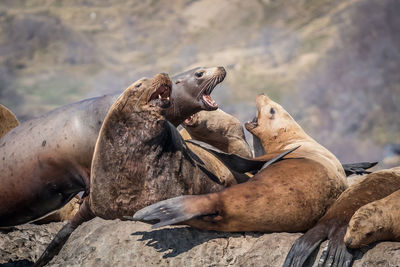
[202,94,217,107]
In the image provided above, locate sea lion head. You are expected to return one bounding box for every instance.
[344,202,391,249]
[114,73,172,116]
[244,94,304,151]
[166,66,226,126]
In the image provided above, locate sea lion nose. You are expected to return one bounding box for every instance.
[344,237,353,246]
[217,66,226,77]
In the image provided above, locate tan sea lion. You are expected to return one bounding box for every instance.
[0,66,226,228]
[183,109,252,158]
[284,167,400,267]
[130,94,347,233]
[345,186,400,248]
[0,104,19,138]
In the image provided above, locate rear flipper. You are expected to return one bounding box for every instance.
[125,194,218,229]
[34,199,95,267]
[317,226,354,267]
[283,223,328,267]
[342,162,378,177]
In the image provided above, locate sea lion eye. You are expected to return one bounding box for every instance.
[135,83,142,88]
[195,71,204,78]
[175,79,181,84]
[270,108,275,114]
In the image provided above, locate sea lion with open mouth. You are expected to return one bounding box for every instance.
[0,66,226,228]
[129,94,347,234]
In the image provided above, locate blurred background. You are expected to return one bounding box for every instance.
[0,0,399,166]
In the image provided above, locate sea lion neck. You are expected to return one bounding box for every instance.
[258,125,311,153]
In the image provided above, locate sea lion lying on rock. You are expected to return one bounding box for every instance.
[130,94,347,233]
[345,187,400,248]
[284,167,400,267]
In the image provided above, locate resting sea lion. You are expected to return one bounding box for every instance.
[183,109,252,158]
[284,167,400,267]
[35,75,279,266]
[345,181,400,248]
[0,66,226,227]
[0,104,19,138]
[130,94,347,233]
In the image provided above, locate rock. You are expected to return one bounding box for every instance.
[0,222,64,266]
[1,218,399,266]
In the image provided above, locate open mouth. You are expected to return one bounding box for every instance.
[149,82,172,108]
[245,116,258,131]
[184,114,196,126]
[199,70,226,110]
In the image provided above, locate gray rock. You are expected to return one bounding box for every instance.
[1,218,399,266]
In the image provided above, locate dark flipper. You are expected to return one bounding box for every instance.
[125,195,204,229]
[342,162,378,177]
[283,223,328,267]
[252,132,266,157]
[317,226,354,267]
[34,199,95,267]
[186,139,299,173]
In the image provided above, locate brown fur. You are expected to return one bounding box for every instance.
[0,104,19,138]
[345,173,400,248]
[183,109,252,158]
[89,74,224,219]
[137,94,347,232]
[34,196,80,224]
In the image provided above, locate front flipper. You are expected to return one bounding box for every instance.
[317,226,354,267]
[283,223,328,267]
[125,195,205,228]
[34,199,95,267]
[186,139,299,173]
[342,162,378,177]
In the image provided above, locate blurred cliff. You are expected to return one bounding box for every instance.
[0,0,399,163]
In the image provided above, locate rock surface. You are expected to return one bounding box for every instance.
[2,218,399,266]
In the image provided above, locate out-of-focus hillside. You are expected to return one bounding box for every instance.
[0,0,399,163]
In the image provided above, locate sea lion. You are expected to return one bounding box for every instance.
[35,75,280,266]
[0,104,19,138]
[130,94,347,233]
[183,109,252,158]
[0,66,226,227]
[345,183,400,248]
[283,167,400,267]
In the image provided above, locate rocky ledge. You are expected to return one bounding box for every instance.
[1,218,399,266]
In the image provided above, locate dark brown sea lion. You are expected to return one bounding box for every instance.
[183,109,252,158]
[344,186,400,248]
[0,66,226,228]
[130,94,347,233]
[0,104,19,138]
[283,167,400,267]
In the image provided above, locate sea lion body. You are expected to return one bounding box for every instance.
[284,167,400,267]
[345,172,400,248]
[132,94,347,232]
[0,66,226,227]
[183,109,252,158]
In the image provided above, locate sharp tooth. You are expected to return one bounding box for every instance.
[158,95,161,99]
[167,96,170,100]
